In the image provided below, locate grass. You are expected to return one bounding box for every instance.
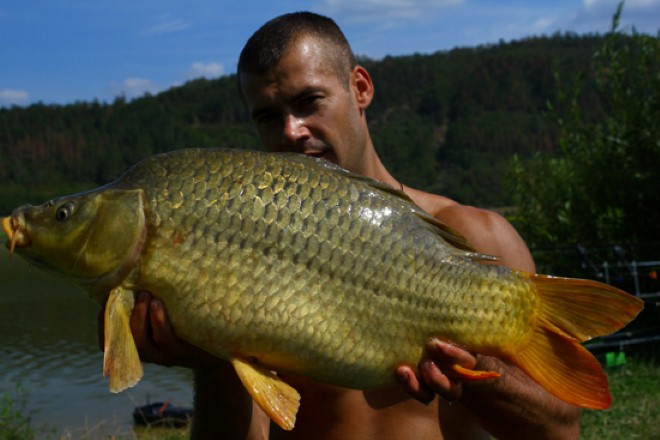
[580,355,660,439]
[0,385,37,440]
[2,355,658,439]
[56,425,190,440]
[0,384,190,440]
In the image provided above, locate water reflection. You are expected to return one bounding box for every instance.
[0,246,193,436]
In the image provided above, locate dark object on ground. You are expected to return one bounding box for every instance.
[133,401,193,427]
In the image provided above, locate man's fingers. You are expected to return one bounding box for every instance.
[131,292,169,364]
[396,339,480,403]
[426,338,477,372]
[147,297,175,348]
[133,293,188,366]
[419,359,462,402]
[145,296,224,368]
[395,365,436,404]
[131,292,152,346]
[100,290,223,369]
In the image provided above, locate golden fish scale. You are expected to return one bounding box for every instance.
[116,149,537,389]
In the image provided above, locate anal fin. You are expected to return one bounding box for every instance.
[231,357,300,431]
[103,288,143,392]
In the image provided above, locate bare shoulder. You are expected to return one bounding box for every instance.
[404,187,535,273]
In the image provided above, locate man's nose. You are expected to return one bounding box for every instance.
[282,114,310,146]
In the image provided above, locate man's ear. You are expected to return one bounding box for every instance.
[352,65,374,109]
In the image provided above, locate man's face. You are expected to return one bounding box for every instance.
[240,35,371,173]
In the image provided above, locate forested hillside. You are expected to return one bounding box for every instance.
[0,33,605,213]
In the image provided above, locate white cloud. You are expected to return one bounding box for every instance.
[142,18,190,36]
[324,0,463,8]
[583,0,660,10]
[583,0,602,8]
[110,78,161,99]
[573,0,660,34]
[628,0,660,6]
[321,0,464,23]
[531,17,555,33]
[0,89,29,106]
[185,62,224,80]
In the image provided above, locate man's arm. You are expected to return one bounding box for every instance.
[397,205,581,439]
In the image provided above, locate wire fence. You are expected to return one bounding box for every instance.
[530,242,660,358]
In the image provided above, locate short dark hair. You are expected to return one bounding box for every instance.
[237,12,357,92]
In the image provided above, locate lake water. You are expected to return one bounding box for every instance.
[0,246,193,437]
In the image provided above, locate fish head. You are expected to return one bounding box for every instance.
[2,188,146,287]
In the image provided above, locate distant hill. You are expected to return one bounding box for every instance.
[0,33,606,213]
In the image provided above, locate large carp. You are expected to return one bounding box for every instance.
[2,148,643,430]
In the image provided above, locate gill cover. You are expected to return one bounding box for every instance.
[15,188,146,282]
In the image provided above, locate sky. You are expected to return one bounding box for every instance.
[1,0,658,107]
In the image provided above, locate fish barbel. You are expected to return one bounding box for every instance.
[1,148,643,430]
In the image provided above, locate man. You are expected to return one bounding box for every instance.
[118,12,581,439]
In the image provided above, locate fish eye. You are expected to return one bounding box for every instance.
[55,202,75,221]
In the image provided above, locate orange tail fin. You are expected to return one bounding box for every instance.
[511,274,643,409]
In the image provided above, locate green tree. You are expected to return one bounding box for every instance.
[509,2,660,250]
[0,32,610,212]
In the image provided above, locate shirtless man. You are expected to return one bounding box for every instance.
[120,12,581,439]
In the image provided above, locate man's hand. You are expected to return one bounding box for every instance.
[97,291,223,369]
[395,338,479,403]
[97,292,267,439]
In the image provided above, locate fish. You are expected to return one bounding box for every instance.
[1,148,643,430]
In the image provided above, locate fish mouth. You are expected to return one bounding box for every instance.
[1,214,31,259]
[303,149,336,164]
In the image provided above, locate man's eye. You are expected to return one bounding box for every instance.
[256,113,277,125]
[302,95,321,106]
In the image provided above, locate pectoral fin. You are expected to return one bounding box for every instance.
[103,288,143,392]
[448,363,501,381]
[231,357,300,431]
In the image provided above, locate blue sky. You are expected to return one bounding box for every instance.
[1,0,658,107]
